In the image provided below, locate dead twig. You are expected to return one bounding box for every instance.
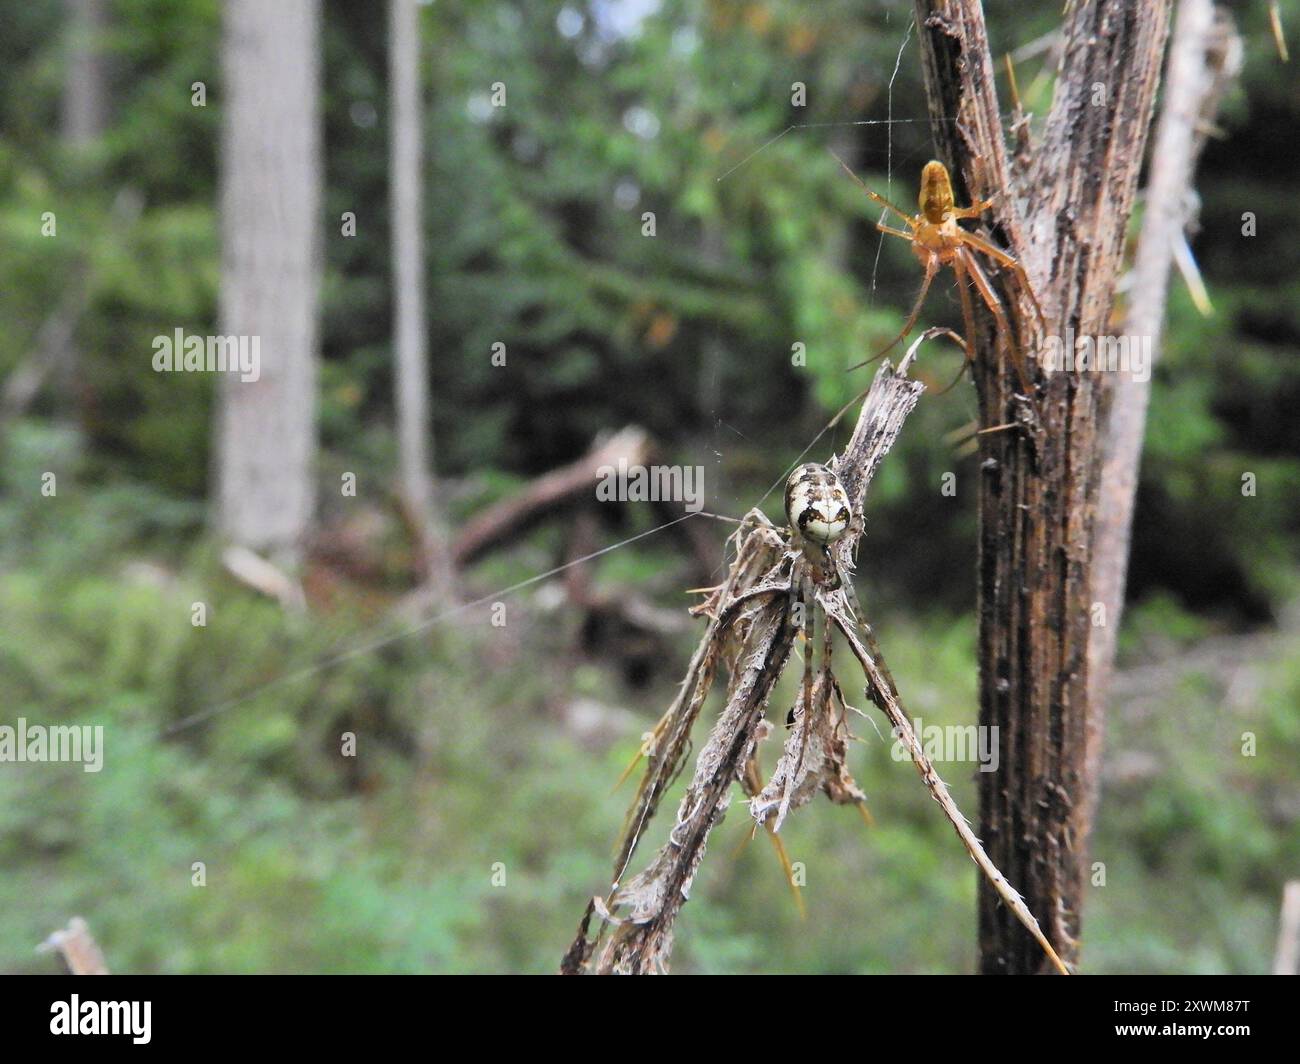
[39,917,110,975]
[451,427,653,567]
[1274,880,1300,975]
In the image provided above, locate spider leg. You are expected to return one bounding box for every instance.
[800,568,815,741]
[865,193,917,229]
[822,587,833,678]
[826,574,898,700]
[770,560,823,832]
[956,246,1035,397]
[848,253,940,372]
[826,148,917,229]
[951,251,980,388]
[932,338,974,396]
[935,365,970,397]
[957,228,1047,331]
[737,719,807,918]
[954,227,1017,268]
[949,196,996,220]
[835,568,864,628]
[859,617,900,702]
[875,221,915,241]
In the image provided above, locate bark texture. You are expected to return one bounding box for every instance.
[913,0,1172,973]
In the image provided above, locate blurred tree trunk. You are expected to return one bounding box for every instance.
[1087,0,1240,817]
[215,0,322,567]
[28,0,112,432]
[62,0,107,148]
[389,0,452,590]
[913,0,1171,972]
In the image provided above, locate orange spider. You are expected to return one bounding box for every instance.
[836,153,1044,396]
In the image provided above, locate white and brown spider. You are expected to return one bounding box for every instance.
[785,462,851,565]
[782,461,875,732]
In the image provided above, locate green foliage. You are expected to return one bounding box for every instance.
[1088,602,1300,973]
[0,0,1297,974]
[5,493,1293,973]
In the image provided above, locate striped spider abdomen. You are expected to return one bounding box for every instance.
[784,463,851,546]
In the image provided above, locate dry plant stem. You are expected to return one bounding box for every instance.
[1273,881,1300,975]
[604,353,931,896]
[565,353,1069,974]
[586,607,796,974]
[1088,0,1240,814]
[452,426,653,567]
[914,0,1172,973]
[608,515,787,887]
[562,360,923,975]
[39,917,110,975]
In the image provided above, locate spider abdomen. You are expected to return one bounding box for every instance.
[919,159,956,224]
[784,463,851,545]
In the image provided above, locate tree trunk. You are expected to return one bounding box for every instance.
[389,0,449,588]
[1088,0,1240,812]
[43,0,111,429]
[912,0,1172,973]
[61,0,108,148]
[216,0,322,567]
